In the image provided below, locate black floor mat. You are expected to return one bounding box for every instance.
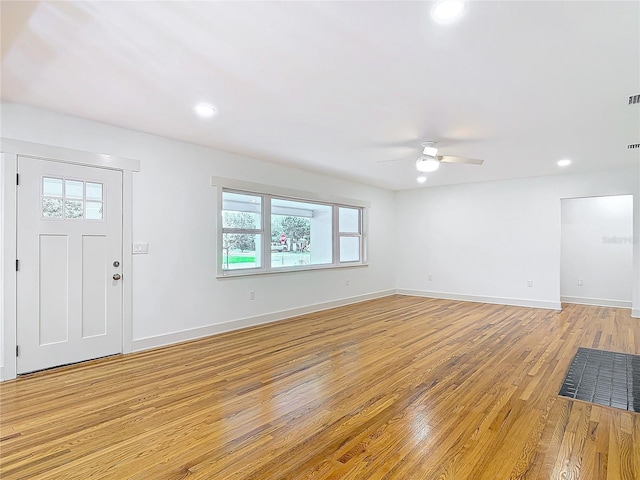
[559,347,640,412]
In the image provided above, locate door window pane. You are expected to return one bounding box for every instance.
[339,207,360,233]
[65,180,84,199]
[86,202,103,220]
[41,177,106,221]
[340,236,360,262]
[222,233,262,270]
[43,198,63,218]
[86,182,103,201]
[65,200,84,219]
[43,177,63,197]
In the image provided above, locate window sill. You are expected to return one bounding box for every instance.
[217,262,369,278]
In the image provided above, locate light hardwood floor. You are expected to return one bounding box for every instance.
[1,296,639,479]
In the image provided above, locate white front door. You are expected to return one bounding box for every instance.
[16,156,123,374]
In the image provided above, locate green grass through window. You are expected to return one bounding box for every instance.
[225,255,256,264]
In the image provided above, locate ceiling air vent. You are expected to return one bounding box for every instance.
[627,143,640,149]
[629,94,640,105]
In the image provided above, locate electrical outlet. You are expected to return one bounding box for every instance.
[345,279,350,286]
[527,280,533,287]
[249,290,255,300]
[428,274,433,281]
[577,279,583,286]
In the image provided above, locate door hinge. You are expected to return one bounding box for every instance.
[16,259,19,271]
[16,345,19,357]
[16,173,20,186]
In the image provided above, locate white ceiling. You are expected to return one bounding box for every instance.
[1,1,638,190]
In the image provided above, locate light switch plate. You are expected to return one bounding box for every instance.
[132,242,148,254]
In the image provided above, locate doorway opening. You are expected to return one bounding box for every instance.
[560,195,633,309]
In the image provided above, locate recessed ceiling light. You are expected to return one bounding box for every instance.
[417,175,428,184]
[194,103,216,118]
[432,0,466,23]
[557,159,571,167]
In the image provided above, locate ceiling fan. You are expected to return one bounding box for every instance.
[379,141,484,173]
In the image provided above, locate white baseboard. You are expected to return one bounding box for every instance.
[132,289,396,352]
[396,289,562,310]
[632,308,639,319]
[0,366,4,382]
[561,296,632,309]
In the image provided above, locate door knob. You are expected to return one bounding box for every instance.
[113,273,122,281]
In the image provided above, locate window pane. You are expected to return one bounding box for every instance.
[86,182,103,201]
[223,211,261,230]
[222,192,261,229]
[43,198,63,218]
[65,180,84,199]
[271,198,332,267]
[222,233,262,270]
[86,201,103,220]
[43,177,63,197]
[65,200,83,219]
[339,207,360,233]
[340,236,360,262]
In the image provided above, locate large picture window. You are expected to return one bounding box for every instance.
[216,180,367,276]
[271,197,333,269]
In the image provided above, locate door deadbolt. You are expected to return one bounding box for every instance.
[113,261,120,268]
[113,273,122,281]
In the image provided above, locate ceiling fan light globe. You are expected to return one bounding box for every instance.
[416,157,440,172]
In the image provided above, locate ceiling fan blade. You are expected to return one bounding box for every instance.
[438,155,484,165]
[374,156,414,164]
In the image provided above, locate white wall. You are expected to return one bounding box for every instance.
[561,195,633,307]
[0,154,5,380]
[636,166,640,318]
[395,168,639,310]
[0,104,396,374]
[2,102,639,380]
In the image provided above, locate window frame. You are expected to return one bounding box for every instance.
[336,206,363,264]
[221,190,265,272]
[213,177,369,277]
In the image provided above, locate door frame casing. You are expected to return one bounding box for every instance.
[1,138,139,381]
